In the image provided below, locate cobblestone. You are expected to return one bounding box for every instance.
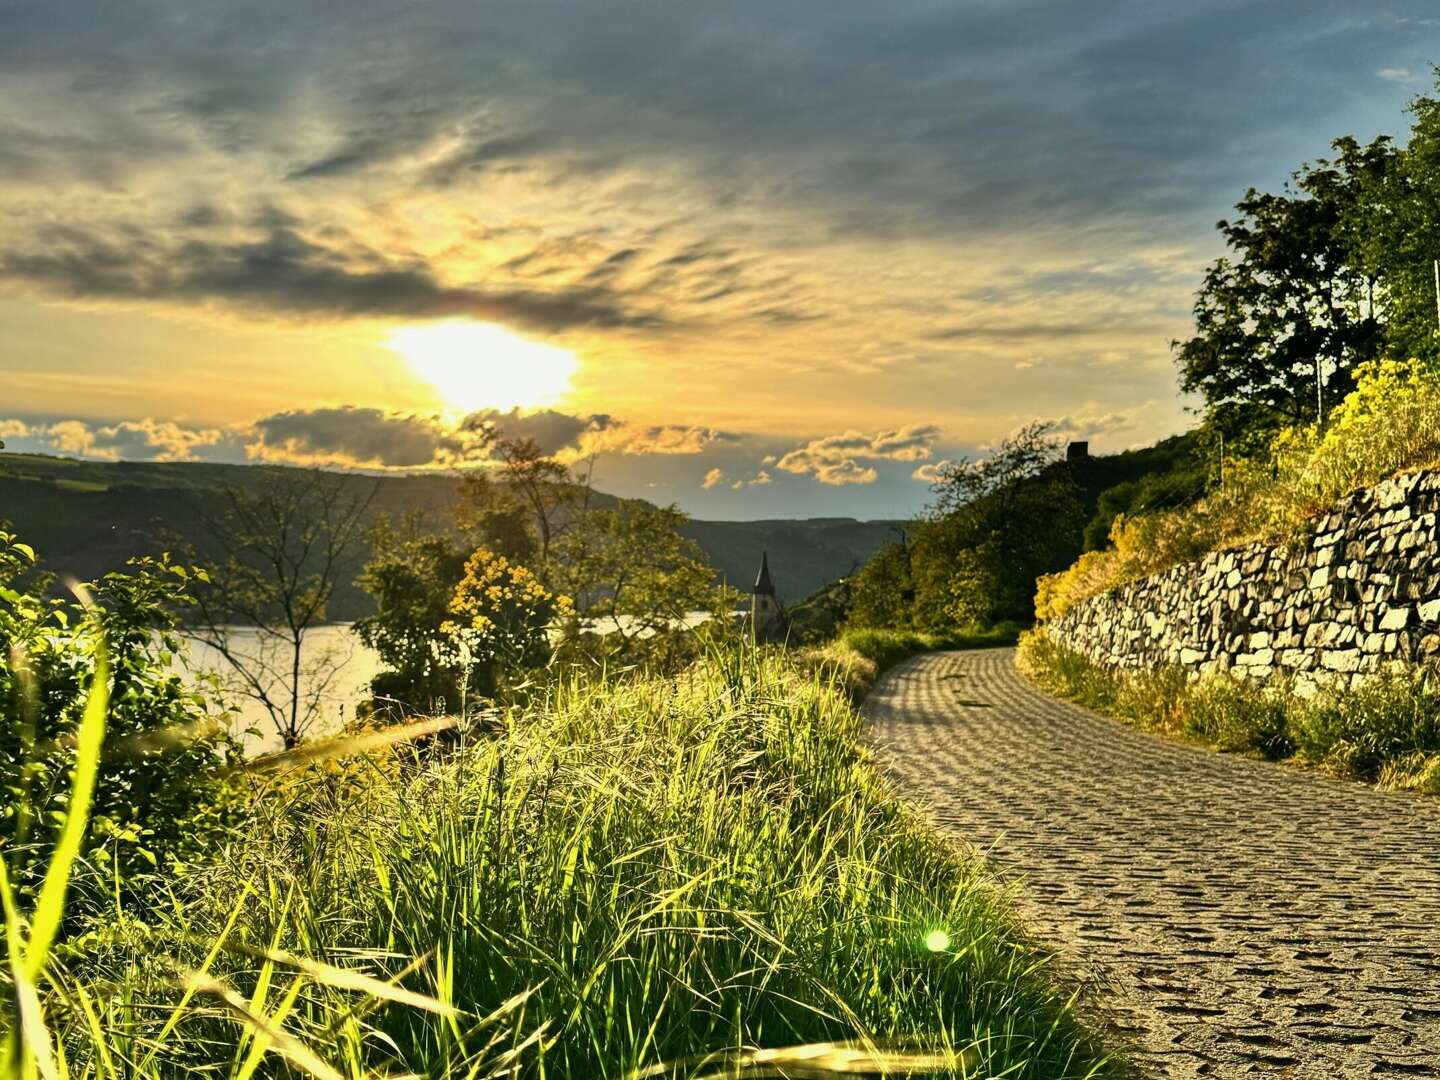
[864,648,1440,1078]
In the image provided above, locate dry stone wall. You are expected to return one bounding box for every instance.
[1049,469,1440,686]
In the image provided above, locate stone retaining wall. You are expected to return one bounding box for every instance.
[1049,469,1440,685]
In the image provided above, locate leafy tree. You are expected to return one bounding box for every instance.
[180,469,376,748]
[894,422,1085,629]
[455,468,541,566]
[1364,80,1440,363]
[460,434,587,573]
[845,541,915,629]
[354,511,470,713]
[552,501,739,647]
[1174,136,1393,438]
[1,531,241,898]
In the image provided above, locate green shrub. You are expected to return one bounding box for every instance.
[0,531,243,901]
[1181,675,1292,757]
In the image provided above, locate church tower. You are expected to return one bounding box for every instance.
[751,550,790,644]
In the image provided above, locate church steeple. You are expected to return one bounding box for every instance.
[750,550,789,644]
[754,550,775,595]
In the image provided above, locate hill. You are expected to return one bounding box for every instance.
[0,453,899,614]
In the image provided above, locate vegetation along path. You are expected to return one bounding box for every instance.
[864,648,1440,1078]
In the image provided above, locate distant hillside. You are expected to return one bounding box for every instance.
[0,453,899,613]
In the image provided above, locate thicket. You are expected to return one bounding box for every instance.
[1019,630,1440,791]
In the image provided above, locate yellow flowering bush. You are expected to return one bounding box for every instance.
[441,549,573,698]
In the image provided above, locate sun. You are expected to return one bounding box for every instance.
[387,321,579,414]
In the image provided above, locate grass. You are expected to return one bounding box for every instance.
[1018,629,1440,792]
[5,635,1117,1079]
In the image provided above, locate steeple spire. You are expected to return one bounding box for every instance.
[754,550,775,595]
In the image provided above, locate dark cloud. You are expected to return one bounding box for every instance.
[251,407,465,467]
[0,226,663,332]
[463,407,612,457]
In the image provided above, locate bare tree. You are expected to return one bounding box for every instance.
[181,469,376,748]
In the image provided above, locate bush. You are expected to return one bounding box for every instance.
[0,531,243,902]
[1289,667,1440,778]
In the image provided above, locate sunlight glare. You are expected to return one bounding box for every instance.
[387,321,579,414]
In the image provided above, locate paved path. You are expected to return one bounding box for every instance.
[864,648,1440,1078]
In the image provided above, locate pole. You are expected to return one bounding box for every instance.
[1316,356,1323,425]
[1433,259,1440,327]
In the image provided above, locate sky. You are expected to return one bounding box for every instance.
[1,1,1437,520]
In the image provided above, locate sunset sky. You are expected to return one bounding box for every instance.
[2,1,1436,518]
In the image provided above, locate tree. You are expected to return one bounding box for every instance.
[459,434,587,573]
[1174,136,1394,438]
[845,540,914,629]
[552,501,739,646]
[354,511,470,713]
[907,422,1085,629]
[181,469,376,748]
[1364,80,1440,363]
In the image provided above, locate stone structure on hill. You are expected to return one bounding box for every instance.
[1048,469,1440,687]
[751,551,790,644]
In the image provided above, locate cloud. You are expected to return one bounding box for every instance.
[583,424,737,457]
[1,227,661,333]
[777,424,941,485]
[6,417,228,462]
[702,467,725,489]
[1049,410,1138,441]
[1377,67,1418,83]
[250,407,469,468]
[911,461,951,484]
[465,407,612,457]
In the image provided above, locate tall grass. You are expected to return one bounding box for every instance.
[6,637,1117,1078]
[1019,629,1440,790]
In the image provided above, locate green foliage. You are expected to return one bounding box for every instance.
[1177,74,1440,438]
[1175,136,1391,437]
[554,500,740,648]
[1040,357,1440,619]
[0,531,241,899]
[26,641,1116,1079]
[852,422,1086,634]
[354,512,471,712]
[1019,630,1440,788]
[845,541,914,630]
[1288,667,1440,780]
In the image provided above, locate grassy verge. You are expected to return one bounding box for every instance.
[1019,629,1440,792]
[11,638,1118,1078]
[801,625,1022,701]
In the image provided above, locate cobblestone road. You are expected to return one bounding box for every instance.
[864,648,1440,1078]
